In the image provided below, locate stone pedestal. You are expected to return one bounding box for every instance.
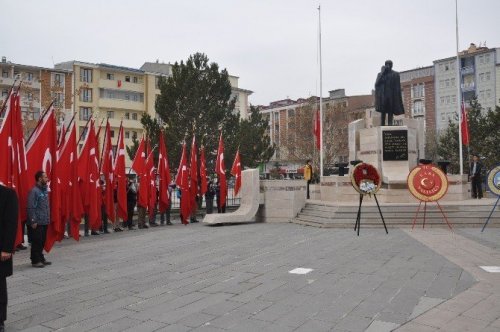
[349,119,424,184]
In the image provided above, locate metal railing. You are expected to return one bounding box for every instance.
[169,187,241,209]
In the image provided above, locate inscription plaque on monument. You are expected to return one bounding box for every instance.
[383,130,408,161]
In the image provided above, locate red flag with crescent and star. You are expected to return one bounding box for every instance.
[231,149,242,196]
[215,132,227,209]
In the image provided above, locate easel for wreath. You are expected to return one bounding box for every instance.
[481,165,500,232]
[407,164,453,230]
[350,162,388,236]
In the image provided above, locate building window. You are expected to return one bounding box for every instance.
[27,93,33,102]
[106,73,114,80]
[486,72,491,81]
[440,96,444,105]
[80,88,92,102]
[79,107,92,121]
[107,111,114,119]
[479,73,484,82]
[125,94,130,101]
[445,79,450,87]
[412,100,424,116]
[27,72,33,81]
[452,95,457,104]
[52,92,63,107]
[80,68,93,83]
[53,73,63,87]
[439,80,444,88]
[485,54,491,63]
[133,76,138,83]
[110,130,115,138]
[445,96,450,104]
[451,78,456,87]
[125,112,130,120]
[411,83,424,98]
[1,71,8,78]
[132,131,137,139]
[125,131,130,139]
[132,94,138,101]
[132,113,138,120]
[125,76,130,82]
[479,55,484,64]
[486,90,492,99]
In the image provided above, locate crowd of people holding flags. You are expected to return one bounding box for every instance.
[0,85,243,265]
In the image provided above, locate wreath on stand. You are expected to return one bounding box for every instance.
[351,163,381,195]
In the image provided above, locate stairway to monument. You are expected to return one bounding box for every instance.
[291,199,500,228]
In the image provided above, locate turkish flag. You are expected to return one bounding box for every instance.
[460,102,469,146]
[199,147,207,196]
[158,130,171,213]
[231,149,242,196]
[78,120,101,231]
[131,137,146,176]
[131,137,148,208]
[114,123,127,221]
[313,109,320,150]
[58,121,84,240]
[25,106,63,252]
[0,90,29,247]
[175,142,190,224]
[145,142,156,218]
[189,136,198,216]
[101,121,116,223]
[215,132,227,209]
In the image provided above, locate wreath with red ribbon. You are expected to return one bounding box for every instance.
[351,163,381,194]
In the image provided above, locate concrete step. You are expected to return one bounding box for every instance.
[292,201,500,228]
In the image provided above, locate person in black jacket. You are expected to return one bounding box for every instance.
[205,180,215,214]
[0,184,19,332]
[126,178,137,230]
[469,154,483,199]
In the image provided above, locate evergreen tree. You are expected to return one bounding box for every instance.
[154,52,274,174]
[437,99,500,174]
[234,106,275,168]
[155,52,238,170]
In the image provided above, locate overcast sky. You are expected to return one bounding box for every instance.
[1,0,499,106]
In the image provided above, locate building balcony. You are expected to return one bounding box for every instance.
[98,79,145,93]
[461,66,474,75]
[98,98,145,111]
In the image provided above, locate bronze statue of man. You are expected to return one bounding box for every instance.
[375,60,404,126]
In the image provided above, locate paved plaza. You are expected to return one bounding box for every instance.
[4,221,500,331]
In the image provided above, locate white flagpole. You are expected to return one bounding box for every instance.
[455,0,463,175]
[318,5,324,178]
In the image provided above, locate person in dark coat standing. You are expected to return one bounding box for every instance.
[469,154,483,199]
[0,184,19,332]
[126,178,137,230]
[205,180,215,214]
[27,171,52,268]
[374,60,405,126]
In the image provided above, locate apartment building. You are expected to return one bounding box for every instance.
[259,90,373,177]
[54,61,158,165]
[400,66,435,144]
[434,43,499,132]
[140,61,253,120]
[0,57,72,137]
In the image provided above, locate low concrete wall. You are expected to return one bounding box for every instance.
[203,169,260,224]
[257,180,307,223]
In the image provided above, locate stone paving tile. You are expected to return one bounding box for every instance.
[121,319,168,332]
[176,312,216,328]
[5,224,481,331]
